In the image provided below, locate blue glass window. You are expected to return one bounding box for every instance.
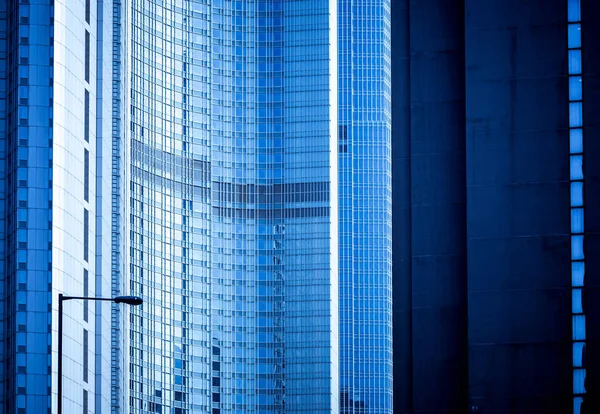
[573,368,586,393]
[575,397,584,414]
[570,155,583,180]
[570,129,583,154]
[572,261,585,287]
[569,76,583,101]
[572,315,586,340]
[571,208,584,233]
[569,50,582,74]
[570,182,583,207]
[568,24,582,48]
[573,342,585,367]
[569,102,583,127]
[572,289,583,313]
[568,0,581,22]
[571,235,584,260]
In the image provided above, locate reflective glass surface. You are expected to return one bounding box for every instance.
[1,0,55,412]
[338,0,393,412]
[127,0,338,412]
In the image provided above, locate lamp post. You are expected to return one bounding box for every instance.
[57,294,143,414]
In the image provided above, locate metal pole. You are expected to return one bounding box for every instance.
[57,293,63,414]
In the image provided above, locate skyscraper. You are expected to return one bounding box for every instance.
[338,1,393,413]
[1,0,115,412]
[392,0,599,413]
[1,0,392,413]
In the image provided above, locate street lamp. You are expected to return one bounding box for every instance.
[57,294,143,414]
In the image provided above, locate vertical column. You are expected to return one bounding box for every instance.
[580,0,600,411]
[0,0,7,405]
[410,1,467,412]
[391,0,412,411]
[568,1,587,413]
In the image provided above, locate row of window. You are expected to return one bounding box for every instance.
[568,1,586,414]
[82,4,92,413]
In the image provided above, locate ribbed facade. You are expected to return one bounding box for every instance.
[392,0,600,413]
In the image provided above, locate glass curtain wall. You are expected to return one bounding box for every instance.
[338,0,393,412]
[128,0,338,412]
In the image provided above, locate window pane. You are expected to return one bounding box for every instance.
[570,102,583,127]
[570,128,583,154]
[572,289,583,313]
[571,182,583,207]
[571,208,584,233]
[575,397,584,414]
[573,342,585,367]
[571,235,584,260]
[573,368,586,394]
[569,50,582,74]
[570,155,583,180]
[568,0,581,22]
[572,315,586,340]
[572,261,585,287]
[569,76,582,101]
[568,24,582,47]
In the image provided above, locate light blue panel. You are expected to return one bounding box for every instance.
[574,397,584,414]
[570,129,583,154]
[572,289,583,313]
[571,235,584,260]
[570,155,583,180]
[572,261,585,287]
[568,24,581,48]
[568,0,581,22]
[573,368,586,394]
[572,315,586,341]
[569,76,582,101]
[570,182,583,207]
[569,102,583,127]
[571,208,584,233]
[573,342,585,367]
[569,50,582,74]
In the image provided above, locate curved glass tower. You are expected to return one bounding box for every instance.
[0,0,391,412]
[126,0,339,412]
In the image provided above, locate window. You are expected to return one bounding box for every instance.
[83,329,89,382]
[85,0,91,23]
[84,149,89,201]
[83,389,88,414]
[83,269,89,322]
[84,90,90,142]
[85,30,90,82]
[83,209,89,262]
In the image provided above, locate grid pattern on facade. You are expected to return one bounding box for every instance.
[338,0,393,412]
[128,0,210,411]
[568,0,587,412]
[1,0,54,412]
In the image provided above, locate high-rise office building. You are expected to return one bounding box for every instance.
[338,1,393,413]
[392,0,599,413]
[1,0,392,413]
[0,0,115,412]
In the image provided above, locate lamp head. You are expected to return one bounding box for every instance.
[113,296,143,306]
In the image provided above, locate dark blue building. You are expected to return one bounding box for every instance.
[392,0,599,413]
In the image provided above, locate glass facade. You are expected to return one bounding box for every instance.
[1,0,391,412]
[1,0,54,412]
[0,0,114,412]
[338,0,393,412]
[127,0,339,412]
